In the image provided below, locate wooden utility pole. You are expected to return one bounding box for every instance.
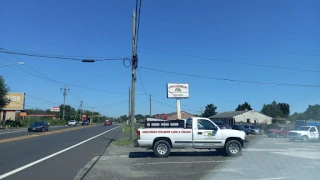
[130,9,137,141]
[128,87,131,123]
[60,86,70,120]
[149,94,152,117]
[79,100,83,121]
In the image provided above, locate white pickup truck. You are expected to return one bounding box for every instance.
[134,117,249,157]
[287,126,320,142]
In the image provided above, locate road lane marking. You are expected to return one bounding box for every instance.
[236,177,288,180]
[133,160,233,166]
[0,130,26,135]
[0,126,66,135]
[0,126,120,180]
[0,125,97,144]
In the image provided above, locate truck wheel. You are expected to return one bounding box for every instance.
[153,140,171,158]
[225,140,242,157]
[302,136,309,142]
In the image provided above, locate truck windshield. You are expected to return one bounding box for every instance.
[297,126,310,131]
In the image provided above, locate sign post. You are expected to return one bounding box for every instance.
[176,98,181,119]
[167,83,189,120]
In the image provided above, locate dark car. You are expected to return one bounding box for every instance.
[28,121,49,132]
[244,125,264,135]
[82,120,89,126]
[104,120,112,126]
[210,120,232,129]
[232,125,250,135]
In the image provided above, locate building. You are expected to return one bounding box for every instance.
[1,92,26,122]
[154,111,194,120]
[209,110,272,125]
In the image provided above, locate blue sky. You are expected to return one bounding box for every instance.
[0,0,319,117]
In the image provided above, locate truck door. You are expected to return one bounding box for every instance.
[195,119,223,148]
[309,127,319,140]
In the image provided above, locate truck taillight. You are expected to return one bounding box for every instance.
[137,130,140,139]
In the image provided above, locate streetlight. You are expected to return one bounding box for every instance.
[0,62,25,67]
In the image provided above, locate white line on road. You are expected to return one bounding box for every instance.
[236,177,288,180]
[0,126,120,180]
[133,160,233,166]
[0,126,64,135]
[0,130,26,135]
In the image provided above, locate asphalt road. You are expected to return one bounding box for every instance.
[0,124,121,180]
[203,136,320,180]
[0,126,74,140]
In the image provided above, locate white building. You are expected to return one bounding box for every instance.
[209,110,272,125]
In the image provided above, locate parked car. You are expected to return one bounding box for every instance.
[244,125,264,135]
[232,125,250,135]
[68,120,77,126]
[28,121,50,132]
[209,120,232,129]
[267,127,291,138]
[104,120,112,126]
[82,120,89,126]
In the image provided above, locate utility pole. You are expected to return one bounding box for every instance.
[149,94,152,117]
[60,86,70,120]
[91,107,94,124]
[79,101,83,122]
[130,9,137,141]
[128,87,131,123]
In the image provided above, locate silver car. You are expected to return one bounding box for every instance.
[245,125,264,135]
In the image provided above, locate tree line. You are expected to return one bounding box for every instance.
[201,101,319,121]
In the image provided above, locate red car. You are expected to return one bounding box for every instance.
[104,120,112,126]
[267,127,291,138]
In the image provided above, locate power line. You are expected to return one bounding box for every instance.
[152,99,198,113]
[135,0,142,52]
[143,48,320,73]
[137,69,149,99]
[1,55,148,95]
[91,100,129,108]
[139,66,320,88]
[0,49,129,62]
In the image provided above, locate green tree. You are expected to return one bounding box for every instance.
[235,102,252,111]
[58,104,76,120]
[135,114,145,120]
[202,104,218,118]
[288,105,320,121]
[302,105,320,120]
[278,103,290,117]
[0,76,10,126]
[261,101,290,118]
[261,101,283,118]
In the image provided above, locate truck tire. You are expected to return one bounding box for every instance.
[225,140,242,157]
[153,140,171,158]
[302,136,309,142]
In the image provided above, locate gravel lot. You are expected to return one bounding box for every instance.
[76,135,320,180]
